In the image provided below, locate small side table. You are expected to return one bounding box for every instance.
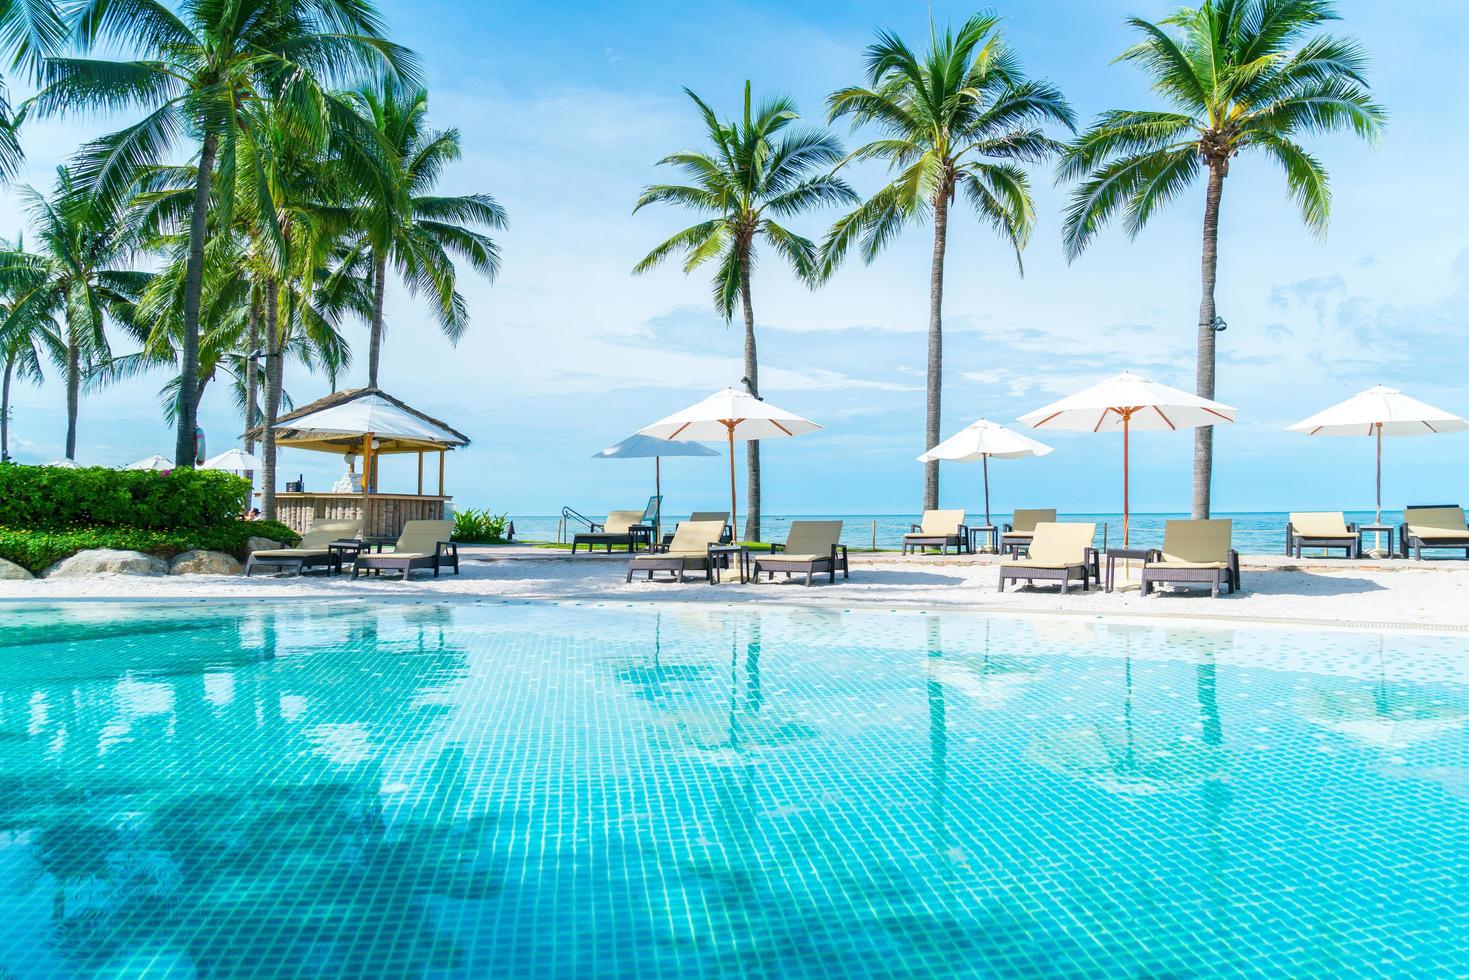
[327,539,364,574]
[707,544,751,584]
[1105,548,1154,592]
[967,525,1000,554]
[1356,523,1395,558]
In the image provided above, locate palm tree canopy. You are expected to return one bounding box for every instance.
[1060,0,1385,259]
[823,12,1074,273]
[29,0,420,213]
[633,80,856,319]
[336,82,505,342]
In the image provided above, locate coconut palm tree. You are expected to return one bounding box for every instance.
[0,168,148,460]
[31,0,416,469]
[633,81,855,541]
[338,82,505,387]
[0,240,61,461]
[0,0,68,178]
[1059,0,1383,518]
[824,14,1073,511]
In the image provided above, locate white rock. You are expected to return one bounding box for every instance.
[168,550,242,576]
[44,549,168,578]
[0,557,34,580]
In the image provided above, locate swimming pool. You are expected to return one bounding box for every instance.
[0,600,1465,977]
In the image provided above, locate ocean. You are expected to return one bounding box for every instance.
[502,510,1404,555]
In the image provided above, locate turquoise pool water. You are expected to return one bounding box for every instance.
[0,601,1465,977]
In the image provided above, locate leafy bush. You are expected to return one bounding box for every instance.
[0,520,300,575]
[0,462,251,530]
[451,508,510,544]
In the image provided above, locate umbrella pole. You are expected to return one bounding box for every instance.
[655,456,662,542]
[1123,412,1131,548]
[982,454,991,529]
[1375,423,1382,525]
[726,422,738,543]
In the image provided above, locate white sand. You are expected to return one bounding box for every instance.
[3,547,1467,633]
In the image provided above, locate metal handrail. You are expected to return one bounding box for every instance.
[561,506,599,533]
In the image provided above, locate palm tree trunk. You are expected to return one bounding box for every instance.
[244,290,261,485]
[739,246,760,543]
[1,353,12,461]
[64,336,79,460]
[368,251,387,388]
[174,130,219,470]
[261,278,283,521]
[1192,164,1225,520]
[924,189,950,512]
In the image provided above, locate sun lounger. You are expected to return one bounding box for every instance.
[902,509,970,555]
[627,520,727,584]
[572,510,649,554]
[661,511,733,546]
[1399,505,1469,559]
[752,520,847,586]
[352,520,459,580]
[1286,512,1358,558]
[245,519,361,576]
[999,509,1057,556]
[1141,519,1240,597]
[997,522,1098,593]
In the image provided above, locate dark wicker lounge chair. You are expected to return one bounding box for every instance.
[352,520,459,581]
[902,509,970,555]
[1141,519,1240,598]
[1399,505,1469,559]
[661,511,732,547]
[626,520,726,584]
[572,510,648,554]
[245,519,361,576]
[753,520,848,586]
[997,522,1098,594]
[1286,512,1358,558]
[999,509,1057,556]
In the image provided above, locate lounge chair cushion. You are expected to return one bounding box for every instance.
[287,519,362,552]
[781,520,843,557]
[1405,507,1469,539]
[1023,522,1096,566]
[688,511,730,525]
[1159,519,1233,564]
[634,520,727,565]
[1147,560,1227,570]
[762,553,828,564]
[911,510,965,536]
[1289,512,1350,538]
[384,520,454,555]
[596,510,644,535]
[250,547,333,559]
[1008,509,1057,534]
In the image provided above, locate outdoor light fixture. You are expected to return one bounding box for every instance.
[1211,315,1228,333]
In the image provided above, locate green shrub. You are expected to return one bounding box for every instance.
[451,508,510,544]
[0,462,251,530]
[0,520,299,575]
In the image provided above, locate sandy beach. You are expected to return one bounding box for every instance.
[5,547,1468,634]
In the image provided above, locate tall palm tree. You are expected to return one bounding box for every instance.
[1059,0,1383,518]
[633,81,855,541]
[0,168,147,460]
[824,14,1073,511]
[32,0,416,468]
[0,238,60,461]
[339,82,505,387]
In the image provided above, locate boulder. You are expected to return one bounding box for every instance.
[246,536,285,555]
[169,550,243,576]
[0,557,34,580]
[45,549,168,578]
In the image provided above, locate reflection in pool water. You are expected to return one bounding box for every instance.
[0,601,1465,977]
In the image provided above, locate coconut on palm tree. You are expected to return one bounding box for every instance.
[823,14,1073,511]
[0,169,148,460]
[338,82,505,387]
[1059,0,1383,518]
[633,81,854,541]
[32,0,417,469]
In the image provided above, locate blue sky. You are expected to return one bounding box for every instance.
[3,0,1467,517]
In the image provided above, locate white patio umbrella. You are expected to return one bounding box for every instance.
[918,418,1053,527]
[637,387,821,541]
[44,458,81,469]
[203,447,265,472]
[592,434,720,537]
[1286,385,1468,528]
[122,454,173,471]
[1018,371,1237,546]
